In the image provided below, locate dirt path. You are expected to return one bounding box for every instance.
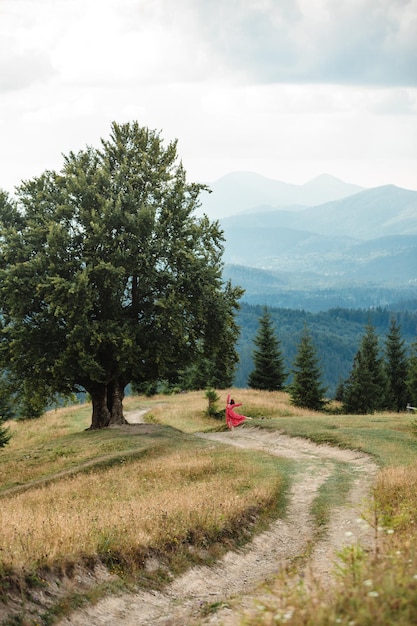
[58,412,378,626]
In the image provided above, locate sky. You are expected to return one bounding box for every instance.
[1,0,417,195]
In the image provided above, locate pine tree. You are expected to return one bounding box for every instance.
[248,307,287,391]
[343,323,387,414]
[289,325,327,410]
[0,418,10,449]
[0,376,13,449]
[384,317,408,412]
[407,340,417,407]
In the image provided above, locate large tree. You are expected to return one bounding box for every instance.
[384,317,408,412]
[289,325,327,410]
[343,323,387,414]
[248,307,287,391]
[0,122,243,429]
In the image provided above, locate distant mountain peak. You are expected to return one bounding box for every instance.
[304,173,351,185]
[199,171,366,219]
[303,173,365,194]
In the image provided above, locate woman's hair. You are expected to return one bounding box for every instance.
[230,399,235,404]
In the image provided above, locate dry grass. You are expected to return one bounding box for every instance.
[0,396,284,577]
[0,396,166,492]
[0,447,279,570]
[143,391,220,432]
[373,464,417,532]
[3,389,417,625]
[145,388,325,433]
[235,388,330,418]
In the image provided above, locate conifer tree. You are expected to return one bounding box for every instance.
[0,376,13,448]
[407,340,417,407]
[0,383,11,449]
[0,420,10,449]
[248,307,287,391]
[343,323,387,414]
[289,325,327,410]
[384,317,408,412]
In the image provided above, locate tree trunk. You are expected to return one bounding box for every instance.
[107,379,128,426]
[88,383,111,429]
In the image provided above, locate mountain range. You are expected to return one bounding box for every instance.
[198,172,364,219]
[198,172,417,311]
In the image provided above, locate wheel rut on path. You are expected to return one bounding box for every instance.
[58,417,378,626]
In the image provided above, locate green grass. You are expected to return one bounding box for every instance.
[259,413,417,466]
[311,461,355,534]
[2,389,417,626]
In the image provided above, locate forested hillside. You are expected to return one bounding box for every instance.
[224,264,417,312]
[234,303,417,397]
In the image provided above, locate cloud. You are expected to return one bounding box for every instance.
[0,48,55,93]
[1,0,416,94]
[189,0,417,86]
[0,0,416,194]
[363,89,417,115]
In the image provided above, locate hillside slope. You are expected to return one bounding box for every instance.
[57,424,377,626]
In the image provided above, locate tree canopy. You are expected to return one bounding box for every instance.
[0,122,243,429]
[289,325,327,411]
[384,317,408,412]
[406,340,417,408]
[342,323,387,414]
[247,306,287,391]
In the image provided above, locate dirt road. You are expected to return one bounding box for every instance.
[58,412,378,626]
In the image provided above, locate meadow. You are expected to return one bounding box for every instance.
[1,389,417,625]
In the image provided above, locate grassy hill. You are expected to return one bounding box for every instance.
[1,391,417,625]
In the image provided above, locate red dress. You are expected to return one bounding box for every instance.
[225,394,247,429]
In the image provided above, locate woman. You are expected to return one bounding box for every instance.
[225,394,252,431]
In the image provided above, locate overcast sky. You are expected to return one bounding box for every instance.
[1,0,417,195]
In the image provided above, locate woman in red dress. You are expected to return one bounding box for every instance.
[225,394,252,431]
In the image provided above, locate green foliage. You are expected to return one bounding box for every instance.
[205,388,223,419]
[384,317,408,412]
[0,375,15,422]
[222,264,417,312]
[247,306,287,391]
[407,340,417,407]
[288,325,327,410]
[0,375,13,449]
[0,419,10,449]
[343,323,388,414]
[18,392,46,421]
[0,122,243,429]
[234,303,417,398]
